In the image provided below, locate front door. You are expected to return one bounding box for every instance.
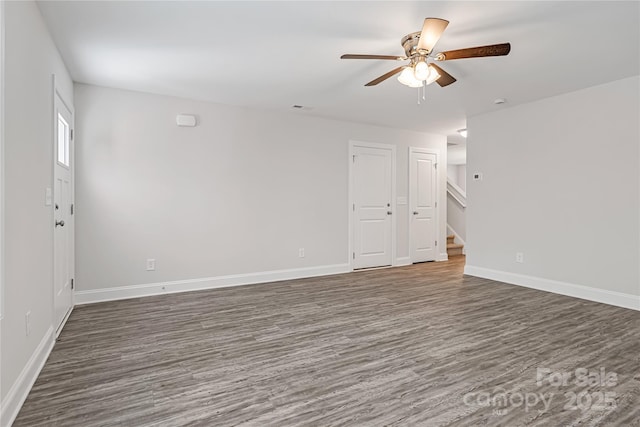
[352,144,393,269]
[54,93,74,332]
[410,148,437,263]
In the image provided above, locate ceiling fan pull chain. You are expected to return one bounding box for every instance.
[416,81,426,104]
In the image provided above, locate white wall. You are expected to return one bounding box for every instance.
[0,0,4,322]
[447,143,466,165]
[457,165,466,192]
[447,164,459,186]
[0,1,74,424]
[466,76,640,308]
[73,84,447,298]
[447,164,466,192]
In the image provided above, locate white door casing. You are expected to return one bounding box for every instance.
[409,148,437,263]
[350,142,395,269]
[53,90,74,333]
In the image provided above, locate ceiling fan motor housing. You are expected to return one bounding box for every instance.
[401,31,429,58]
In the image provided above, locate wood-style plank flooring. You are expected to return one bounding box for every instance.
[14,257,640,426]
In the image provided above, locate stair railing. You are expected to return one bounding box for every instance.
[447,180,466,208]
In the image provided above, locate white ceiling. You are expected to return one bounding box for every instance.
[37,1,639,139]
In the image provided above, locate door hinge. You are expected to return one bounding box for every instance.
[434,162,437,169]
[70,129,74,141]
[352,252,355,260]
[435,201,437,208]
[353,203,355,211]
[352,154,356,163]
[435,240,438,247]
[71,278,74,290]
[70,203,74,215]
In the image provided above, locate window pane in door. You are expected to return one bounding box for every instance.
[57,113,69,166]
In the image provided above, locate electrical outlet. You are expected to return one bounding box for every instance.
[146,258,156,271]
[516,252,524,263]
[25,311,31,336]
[299,248,305,258]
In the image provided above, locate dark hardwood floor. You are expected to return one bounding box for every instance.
[14,257,640,426]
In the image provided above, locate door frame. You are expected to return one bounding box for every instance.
[408,146,441,263]
[348,140,397,271]
[52,75,75,335]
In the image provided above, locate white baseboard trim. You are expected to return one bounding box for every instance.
[437,252,449,262]
[55,306,74,339]
[1,326,55,427]
[75,263,351,305]
[395,257,412,267]
[446,224,466,254]
[464,265,640,311]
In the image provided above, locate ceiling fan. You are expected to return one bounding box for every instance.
[341,18,511,88]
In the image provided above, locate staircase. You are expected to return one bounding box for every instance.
[447,235,464,257]
[446,179,466,258]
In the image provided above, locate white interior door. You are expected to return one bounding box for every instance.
[54,93,74,332]
[352,144,393,269]
[410,149,437,263]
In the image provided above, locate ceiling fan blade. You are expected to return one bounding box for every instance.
[416,18,449,53]
[430,63,456,87]
[435,43,511,61]
[364,66,405,86]
[341,54,405,60]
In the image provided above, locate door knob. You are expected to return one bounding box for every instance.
[387,211,392,215]
[413,211,419,215]
[55,220,65,227]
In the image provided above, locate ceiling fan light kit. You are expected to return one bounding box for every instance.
[341,17,511,94]
[397,67,423,88]
[413,60,430,80]
[397,63,440,88]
